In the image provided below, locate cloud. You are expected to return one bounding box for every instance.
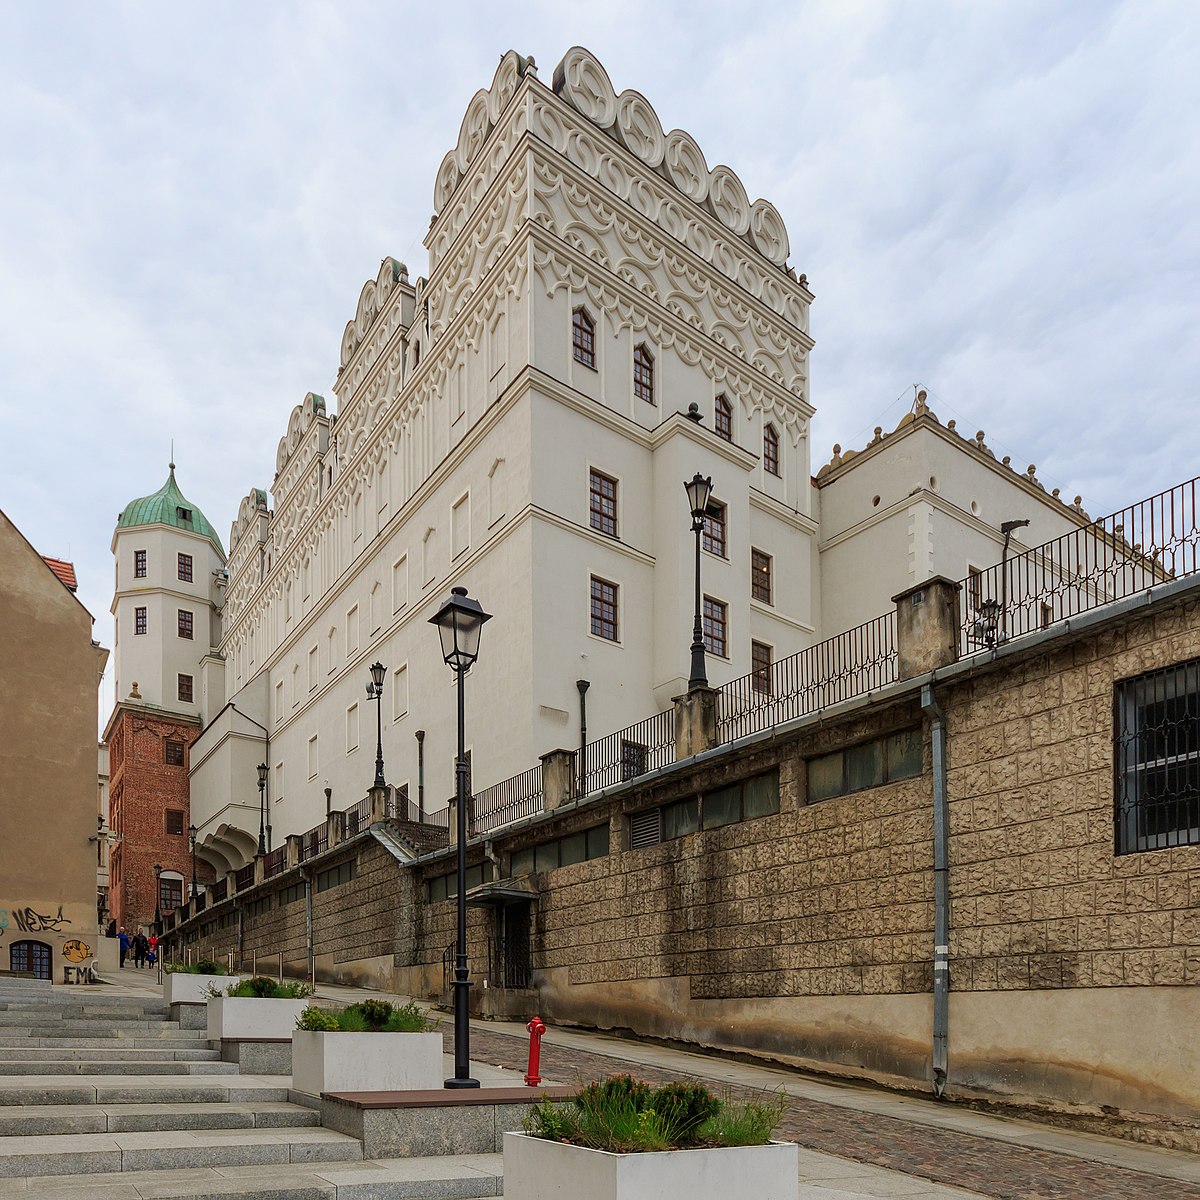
[0,0,1196,725]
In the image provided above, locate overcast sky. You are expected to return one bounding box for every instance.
[1,1,1197,723]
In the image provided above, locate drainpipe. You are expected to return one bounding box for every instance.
[576,680,590,796]
[416,730,426,821]
[302,867,315,986]
[921,684,950,1099]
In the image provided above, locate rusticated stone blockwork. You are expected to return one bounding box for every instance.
[945,595,1200,994]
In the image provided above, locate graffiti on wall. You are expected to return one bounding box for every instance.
[0,906,72,938]
[61,940,92,963]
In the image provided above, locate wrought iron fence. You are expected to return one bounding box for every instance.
[718,612,899,742]
[344,796,372,838]
[471,764,544,836]
[210,879,228,903]
[263,846,287,879]
[582,709,675,794]
[297,823,328,863]
[233,864,254,894]
[959,476,1198,653]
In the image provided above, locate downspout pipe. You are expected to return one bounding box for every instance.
[921,683,950,1099]
[302,867,315,986]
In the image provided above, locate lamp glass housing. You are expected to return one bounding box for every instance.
[256,762,268,787]
[369,661,386,690]
[430,587,492,671]
[684,473,714,519]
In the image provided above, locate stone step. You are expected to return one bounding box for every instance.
[0,1078,290,1107]
[0,1024,189,1038]
[0,1035,209,1048]
[0,1126,362,1179]
[0,1012,167,1024]
[0,1102,320,1137]
[0,1152,503,1197]
[0,1047,219,1062]
[0,1060,238,1077]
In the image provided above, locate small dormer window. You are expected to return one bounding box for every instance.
[176,506,192,523]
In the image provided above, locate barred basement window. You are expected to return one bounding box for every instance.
[164,740,185,766]
[714,394,733,442]
[572,308,595,369]
[1116,658,1200,854]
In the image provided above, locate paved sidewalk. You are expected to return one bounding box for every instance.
[103,969,1200,1199]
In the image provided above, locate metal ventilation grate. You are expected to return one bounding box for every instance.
[629,808,663,849]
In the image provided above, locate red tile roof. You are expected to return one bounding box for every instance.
[42,556,78,592]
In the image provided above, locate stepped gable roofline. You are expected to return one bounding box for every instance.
[814,388,1094,525]
[430,46,795,274]
[116,463,225,554]
[229,487,270,554]
[274,392,328,478]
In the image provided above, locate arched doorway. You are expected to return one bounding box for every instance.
[10,940,52,980]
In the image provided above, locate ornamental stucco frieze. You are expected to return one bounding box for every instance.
[338,257,411,375]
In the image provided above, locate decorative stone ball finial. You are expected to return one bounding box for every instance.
[686,402,703,424]
[1002,456,1011,467]
[946,419,956,432]
[129,681,141,700]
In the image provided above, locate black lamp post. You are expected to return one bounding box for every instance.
[256,763,268,856]
[153,863,162,937]
[188,825,198,900]
[366,661,387,788]
[684,473,714,689]
[430,585,491,1090]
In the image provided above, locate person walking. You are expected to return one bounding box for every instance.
[117,928,130,969]
[132,932,147,969]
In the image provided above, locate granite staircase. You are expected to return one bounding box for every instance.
[0,984,503,1198]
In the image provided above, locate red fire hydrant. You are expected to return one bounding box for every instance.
[524,1015,547,1086]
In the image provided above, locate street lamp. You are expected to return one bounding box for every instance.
[153,863,162,937]
[188,825,198,900]
[429,585,492,1090]
[256,763,269,856]
[366,662,387,788]
[684,473,714,689]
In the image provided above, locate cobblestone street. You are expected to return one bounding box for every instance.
[468,1023,1200,1200]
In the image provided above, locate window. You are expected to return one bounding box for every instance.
[1115,659,1200,854]
[589,470,618,538]
[702,770,781,830]
[703,596,727,658]
[280,881,305,906]
[751,548,772,604]
[1041,602,1054,629]
[165,809,185,835]
[158,875,183,913]
[633,344,654,404]
[307,734,319,780]
[573,308,595,369]
[346,605,359,655]
[428,859,496,900]
[393,664,408,720]
[392,556,408,613]
[353,492,363,541]
[968,566,983,610]
[620,740,647,782]
[134,550,147,578]
[135,607,147,636]
[452,494,470,559]
[308,645,319,690]
[164,740,185,766]
[177,610,193,640]
[751,641,772,694]
[176,506,192,524]
[178,674,193,703]
[346,703,359,753]
[763,424,780,476]
[808,729,923,803]
[246,895,271,918]
[590,577,619,642]
[275,681,284,721]
[317,859,357,893]
[702,501,726,557]
[507,826,609,880]
[714,394,733,442]
[370,582,382,634]
[177,553,193,583]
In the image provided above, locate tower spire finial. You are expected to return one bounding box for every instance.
[169,438,175,472]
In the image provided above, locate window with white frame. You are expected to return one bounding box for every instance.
[308,645,319,690]
[274,680,284,721]
[307,734,319,780]
[452,494,470,559]
[392,555,408,613]
[370,582,382,634]
[346,703,359,753]
[1116,658,1200,854]
[393,663,409,721]
[346,605,359,656]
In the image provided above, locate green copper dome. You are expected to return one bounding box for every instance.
[117,464,224,553]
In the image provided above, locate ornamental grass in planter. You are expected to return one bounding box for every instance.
[205,975,314,1042]
[162,960,243,1006]
[291,1000,443,1096]
[506,1074,798,1200]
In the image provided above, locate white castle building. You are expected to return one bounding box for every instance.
[185,47,1093,876]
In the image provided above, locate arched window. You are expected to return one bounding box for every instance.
[633,345,654,404]
[572,308,595,369]
[763,423,780,476]
[10,940,51,981]
[714,394,733,442]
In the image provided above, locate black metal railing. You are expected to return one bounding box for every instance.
[471,764,544,836]
[583,709,675,793]
[263,846,287,879]
[344,796,372,838]
[210,879,228,903]
[718,612,899,742]
[297,824,328,863]
[233,864,254,893]
[960,476,1198,652]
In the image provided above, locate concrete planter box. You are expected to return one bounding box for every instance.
[207,996,309,1041]
[292,1030,443,1096]
[162,973,243,1006]
[503,1133,799,1200]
